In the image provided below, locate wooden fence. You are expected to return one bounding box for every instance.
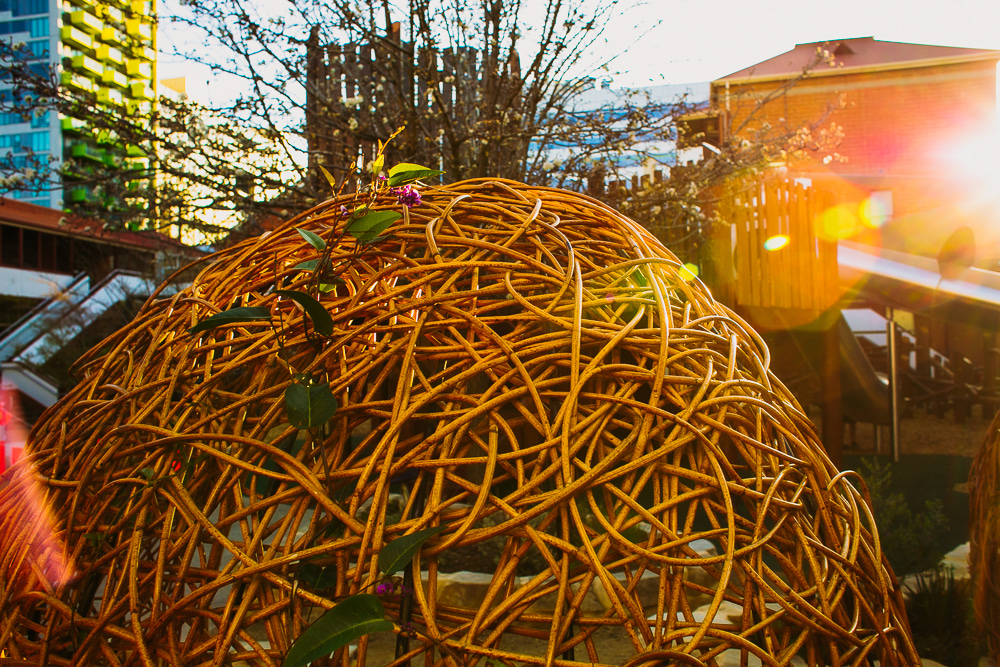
[588,171,837,313]
[717,176,838,312]
[589,169,704,267]
[305,23,523,183]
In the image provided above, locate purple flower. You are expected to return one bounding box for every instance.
[339,205,349,217]
[391,185,422,208]
[375,580,394,595]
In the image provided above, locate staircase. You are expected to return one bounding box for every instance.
[0,270,158,407]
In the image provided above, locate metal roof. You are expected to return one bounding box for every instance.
[0,197,194,253]
[717,37,1000,83]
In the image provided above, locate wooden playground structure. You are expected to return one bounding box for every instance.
[596,170,1000,465]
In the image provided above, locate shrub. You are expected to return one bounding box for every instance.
[859,457,948,576]
[905,567,987,667]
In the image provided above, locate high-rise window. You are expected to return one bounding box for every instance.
[0,17,49,37]
[0,131,49,152]
[0,0,49,17]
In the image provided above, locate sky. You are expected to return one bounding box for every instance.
[602,0,1000,87]
[157,0,1000,103]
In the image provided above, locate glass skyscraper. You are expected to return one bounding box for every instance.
[0,0,156,210]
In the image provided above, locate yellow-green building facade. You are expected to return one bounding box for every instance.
[0,0,155,209]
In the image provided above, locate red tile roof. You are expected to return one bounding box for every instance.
[717,37,1000,82]
[0,197,195,253]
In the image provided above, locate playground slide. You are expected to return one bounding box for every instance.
[777,314,889,426]
[833,239,1000,425]
[835,314,890,425]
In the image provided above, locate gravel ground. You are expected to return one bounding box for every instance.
[823,405,996,458]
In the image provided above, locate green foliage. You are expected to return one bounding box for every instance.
[255,430,306,496]
[905,567,987,667]
[387,163,444,186]
[295,227,327,250]
[859,458,948,576]
[378,526,447,575]
[281,594,392,667]
[298,561,339,591]
[276,289,334,336]
[293,259,322,271]
[284,382,338,430]
[347,210,402,245]
[188,306,271,334]
[185,145,446,664]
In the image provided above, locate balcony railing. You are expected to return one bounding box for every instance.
[70,54,103,77]
[60,25,94,51]
[96,43,125,66]
[69,9,103,35]
[60,71,94,93]
[126,58,151,79]
[97,87,124,106]
[102,67,129,89]
[70,142,105,163]
[124,18,152,41]
[129,82,154,100]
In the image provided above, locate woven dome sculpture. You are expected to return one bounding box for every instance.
[970,408,1000,660]
[0,179,918,667]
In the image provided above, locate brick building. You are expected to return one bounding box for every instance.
[714,37,1000,267]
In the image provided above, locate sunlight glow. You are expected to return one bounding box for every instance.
[859,192,893,229]
[816,204,860,242]
[678,263,699,281]
[763,235,790,251]
[0,383,74,588]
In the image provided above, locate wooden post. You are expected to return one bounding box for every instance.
[984,341,999,393]
[888,317,901,462]
[915,314,931,379]
[955,357,972,424]
[821,314,843,468]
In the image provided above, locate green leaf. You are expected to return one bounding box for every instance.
[285,382,338,430]
[630,266,649,288]
[388,162,432,176]
[298,562,339,591]
[282,594,392,667]
[295,227,326,250]
[378,525,447,575]
[294,259,320,272]
[276,290,334,336]
[346,210,401,245]
[386,168,443,187]
[317,164,337,188]
[189,306,271,334]
[255,430,306,496]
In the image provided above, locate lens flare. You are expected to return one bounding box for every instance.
[817,204,860,242]
[764,235,790,251]
[859,193,893,229]
[0,382,74,589]
[678,263,699,281]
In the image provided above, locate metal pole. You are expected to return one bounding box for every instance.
[887,312,901,462]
